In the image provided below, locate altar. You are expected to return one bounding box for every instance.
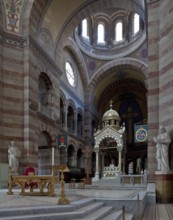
[93,101,125,181]
[102,164,120,179]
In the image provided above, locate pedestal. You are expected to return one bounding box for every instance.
[155,171,173,203]
[92,172,99,182]
[84,177,92,184]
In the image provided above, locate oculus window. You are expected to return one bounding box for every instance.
[65,61,76,87]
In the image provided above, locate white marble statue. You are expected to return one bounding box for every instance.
[153,126,171,172]
[8,141,21,173]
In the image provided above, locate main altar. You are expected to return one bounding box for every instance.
[93,101,125,181]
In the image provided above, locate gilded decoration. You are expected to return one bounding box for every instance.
[5,0,24,33]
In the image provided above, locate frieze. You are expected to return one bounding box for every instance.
[0,31,29,47]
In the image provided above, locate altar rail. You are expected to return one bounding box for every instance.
[7,174,58,197]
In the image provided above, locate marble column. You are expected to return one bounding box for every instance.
[94,148,99,180]
[117,146,122,172]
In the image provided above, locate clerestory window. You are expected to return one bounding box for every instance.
[115,21,123,42]
[133,13,140,35]
[97,23,105,44]
[82,18,89,39]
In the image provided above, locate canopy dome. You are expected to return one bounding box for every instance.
[102,101,121,129]
[102,101,120,121]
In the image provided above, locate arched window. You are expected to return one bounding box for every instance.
[77,113,83,136]
[97,23,105,44]
[67,106,75,132]
[82,19,89,39]
[133,13,140,34]
[38,73,52,106]
[60,98,65,126]
[115,21,123,42]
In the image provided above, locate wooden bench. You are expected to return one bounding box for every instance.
[7,174,58,197]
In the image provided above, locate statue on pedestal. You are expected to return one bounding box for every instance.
[8,141,21,174]
[153,126,171,172]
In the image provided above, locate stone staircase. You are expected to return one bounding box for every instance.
[0,198,133,220]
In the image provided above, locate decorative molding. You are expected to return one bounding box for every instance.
[147,0,159,4]
[94,126,124,149]
[60,80,84,109]
[4,0,24,33]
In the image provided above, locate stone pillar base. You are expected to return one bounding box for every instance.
[155,171,173,203]
[84,177,92,185]
[92,172,99,182]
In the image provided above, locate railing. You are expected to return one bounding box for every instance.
[120,174,147,186]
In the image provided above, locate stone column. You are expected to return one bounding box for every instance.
[117,146,122,172]
[73,110,77,134]
[64,101,68,131]
[94,148,99,181]
[102,152,105,171]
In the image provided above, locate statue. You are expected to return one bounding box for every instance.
[8,141,21,174]
[153,126,171,172]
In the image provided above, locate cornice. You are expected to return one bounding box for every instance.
[0,30,62,77]
[60,80,84,109]
[147,0,159,4]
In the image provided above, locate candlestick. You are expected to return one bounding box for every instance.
[52,146,55,166]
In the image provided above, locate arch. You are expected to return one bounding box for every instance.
[77,148,83,168]
[77,112,83,136]
[63,39,89,90]
[67,144,76,168]
[38,131,52,175]
[39,72,52,106]
[95,132,122,148]
[89,58,148,103]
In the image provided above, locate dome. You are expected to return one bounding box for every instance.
[102,101,120,122]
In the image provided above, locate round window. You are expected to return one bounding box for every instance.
[65,61,75,87]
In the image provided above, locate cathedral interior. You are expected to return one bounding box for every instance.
[1,0,173,206]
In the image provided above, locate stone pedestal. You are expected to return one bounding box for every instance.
[155,171,173,203]
[84,177,92,185]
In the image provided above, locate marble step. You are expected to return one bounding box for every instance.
[74,206,113,220]
[0,201,106,220]
[102,210,134,220]
[0,198,95,218]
